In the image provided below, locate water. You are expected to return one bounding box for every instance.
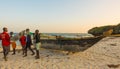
[0,33,93,47]
[43,33,93,38]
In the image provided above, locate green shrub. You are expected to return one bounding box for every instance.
[88,25,115,36]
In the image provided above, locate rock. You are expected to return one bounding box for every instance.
[107,64,120,68]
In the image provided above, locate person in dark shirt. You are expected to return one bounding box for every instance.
[33,29,41,59]
[23,29,35,57]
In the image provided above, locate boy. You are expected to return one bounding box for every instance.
[10,32,16,55]
[23,29,35,57]
[0,27,10,61]
[33,29,41,59]
[19,31,26,55]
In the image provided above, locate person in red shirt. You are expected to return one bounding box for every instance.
[19,31,26,55]
[0,27,10,61]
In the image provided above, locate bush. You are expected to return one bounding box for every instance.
[88,23,120,36]
[88,25,114,36]
[113,23,120,34]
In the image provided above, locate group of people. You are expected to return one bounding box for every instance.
[0,27,41,61]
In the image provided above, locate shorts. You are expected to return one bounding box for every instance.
[11,42,16,49]
[35,42,41,50]
[22,45,26,49]
[2,46,10,53]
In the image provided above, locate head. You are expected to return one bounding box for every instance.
[3,27,8,32]
[23,30,25,35]
[19,32,22,36]
[26,28,30,34]
[35,29,39,34]
[21,30,25,36]
[10,32,14,36]
[26,28,29,32]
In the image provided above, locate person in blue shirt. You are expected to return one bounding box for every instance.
[23,28,35,57]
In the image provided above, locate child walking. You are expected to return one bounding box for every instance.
[23,29,35,57]
[0,27,10,61]
[33,29,41,59]
[10,32,16,55]
[19,31,26,55]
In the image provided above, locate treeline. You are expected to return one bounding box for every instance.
[88,23,120,36]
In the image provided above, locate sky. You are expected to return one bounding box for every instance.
[0,0,120,33]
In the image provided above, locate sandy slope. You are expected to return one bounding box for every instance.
[0,37,120,69]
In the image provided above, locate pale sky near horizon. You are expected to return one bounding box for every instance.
[0,0,120,33]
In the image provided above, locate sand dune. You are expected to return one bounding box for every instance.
[0,37,120,69]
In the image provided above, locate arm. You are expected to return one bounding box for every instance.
[19,37,21,42]
[0,33,1,40]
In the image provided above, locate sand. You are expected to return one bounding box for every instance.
[0,37,120,69]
